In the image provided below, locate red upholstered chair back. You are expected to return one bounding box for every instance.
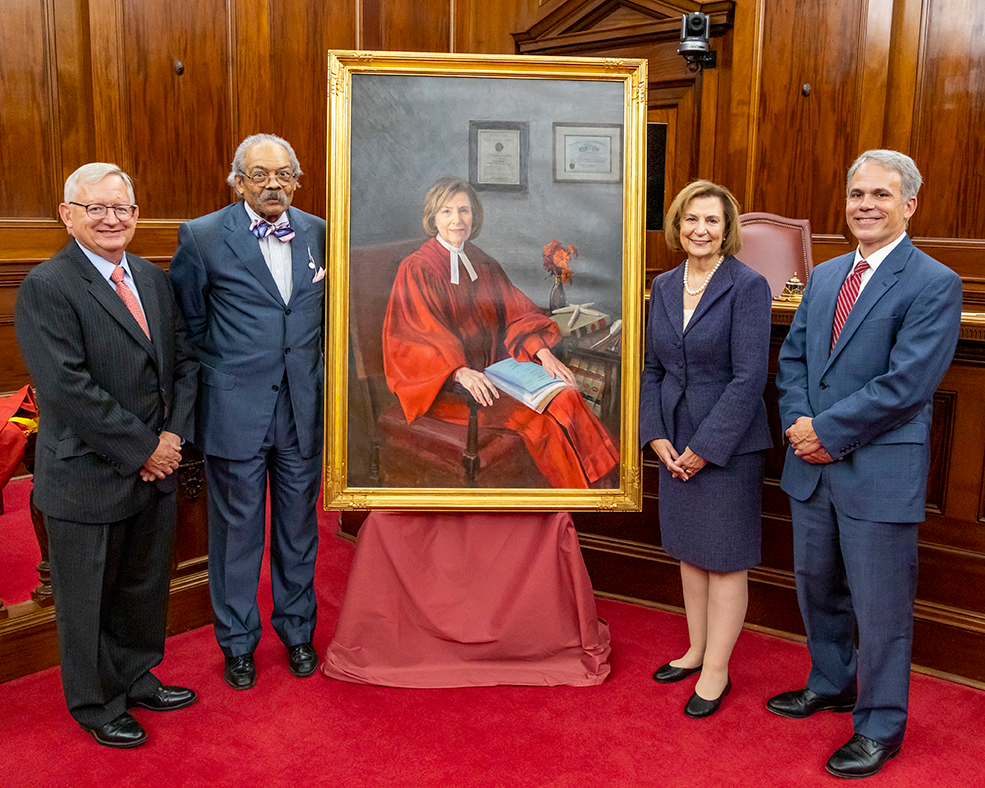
[738,213,814,298]
[348,238,424,381]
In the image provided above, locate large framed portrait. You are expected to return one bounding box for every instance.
[325,51,647,511]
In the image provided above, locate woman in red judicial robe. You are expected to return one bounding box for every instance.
[382,177,618,488]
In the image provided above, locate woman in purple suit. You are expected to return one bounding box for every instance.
[639,181,772,718]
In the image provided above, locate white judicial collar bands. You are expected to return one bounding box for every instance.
[436,235,478,286]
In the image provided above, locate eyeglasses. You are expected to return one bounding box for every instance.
[243,170,296,186]
[69,202,137,220]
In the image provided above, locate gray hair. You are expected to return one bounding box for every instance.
[847,149,923,201]
[64,163,135,204]
[227,133,303,187]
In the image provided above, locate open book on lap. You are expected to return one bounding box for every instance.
[483,358,570,413]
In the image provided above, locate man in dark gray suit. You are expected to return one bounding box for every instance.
[170,134,326,689]
[15,163,199,748]
[770,150,962,778]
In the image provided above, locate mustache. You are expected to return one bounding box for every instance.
[259,188,289,205]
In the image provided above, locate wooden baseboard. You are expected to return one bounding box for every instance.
[0,571,212,684]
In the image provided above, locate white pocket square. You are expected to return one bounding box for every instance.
[312,267,326,283]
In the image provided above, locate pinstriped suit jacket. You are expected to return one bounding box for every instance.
[14,241,199,523]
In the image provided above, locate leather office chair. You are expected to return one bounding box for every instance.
[347,239,548,488]
[738,213,814,298]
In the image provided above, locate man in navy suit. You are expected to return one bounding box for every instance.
[170,134,326,689]
[769,150,962,778]
[16,163,199,748]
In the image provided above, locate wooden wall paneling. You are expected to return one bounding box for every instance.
[457,0,539,54]
[721,0,764,209]
[379,0,451,53]
[645,106,676,282]
[87,0,131,171]
[0,264,35,391]
[231,0,273,151]
[855,0,893,151]
[0,0,61,219]
[909,0,985,242]
[269,0,358,220]
[883,0,923,153]
[697,42,721,177]
[51,0,97,184]
[118,0,234,220]
[752,0,869,236]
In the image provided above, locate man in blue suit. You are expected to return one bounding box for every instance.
[769,150,962,779]
[170,134,326,689]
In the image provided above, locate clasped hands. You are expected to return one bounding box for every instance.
[649,439,706,481]
[140,431,182,482]
[786,416,833,464]
[453,348,577,408]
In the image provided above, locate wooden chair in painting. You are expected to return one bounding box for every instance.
[738,213,814,297]
[347,239,548,489]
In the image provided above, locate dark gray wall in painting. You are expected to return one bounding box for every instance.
[349,74,625,316]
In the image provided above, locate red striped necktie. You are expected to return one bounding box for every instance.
[830,259,869,351]
[110,265,150,338]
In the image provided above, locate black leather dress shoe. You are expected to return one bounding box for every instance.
[825,733,901,779]
[128,685,198,711]
[653,662,702,683]
[288,642,318,677]
[82,712,147,749]
[684,676,731,719]
[766,686,857,719]
[224,653,257,690]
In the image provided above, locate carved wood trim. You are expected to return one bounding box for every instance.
[513,0,733,55]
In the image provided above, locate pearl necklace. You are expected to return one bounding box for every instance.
[684,254,725,296]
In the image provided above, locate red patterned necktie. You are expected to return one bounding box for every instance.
[830,259,870,351]
[110,265,150,338]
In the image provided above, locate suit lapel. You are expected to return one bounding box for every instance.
[812,254,854,372]
[657,263,685,338]
[826,243,906,366]
[70,246,155,355]
[127,253,164,367]
[684,256,734,335]
[287,210,314,306]
[223,202,286,305]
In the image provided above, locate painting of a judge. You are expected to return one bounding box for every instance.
[382,177,619,488]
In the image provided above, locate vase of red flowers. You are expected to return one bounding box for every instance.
[543,239,577,311]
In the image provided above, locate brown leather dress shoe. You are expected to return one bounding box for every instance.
[82,712,147,748]
[224,653,257,689]
[825,733,901,778]
[128,685,198,711]
[288,642,318,677]
[766,686,857,719]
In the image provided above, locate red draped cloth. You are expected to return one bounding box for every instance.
[321,511,612,688]
[382,238,618,488]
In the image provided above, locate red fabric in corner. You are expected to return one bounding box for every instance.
[321,510,611,687]
[0,385,37,490]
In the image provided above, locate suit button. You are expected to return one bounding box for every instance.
[285,348,291,354]
[819,381,827,389]
[285,308,291,315]
[272,385,279,391]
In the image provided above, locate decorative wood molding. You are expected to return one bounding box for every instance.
[513,0,734,55]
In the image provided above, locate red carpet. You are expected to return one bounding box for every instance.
[2,506,985,786]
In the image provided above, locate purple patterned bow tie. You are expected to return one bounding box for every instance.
[250,217,295,242]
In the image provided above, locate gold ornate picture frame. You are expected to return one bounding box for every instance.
[325,50,646,511]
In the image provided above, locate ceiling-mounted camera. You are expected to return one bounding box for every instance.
[677,12,717,73]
